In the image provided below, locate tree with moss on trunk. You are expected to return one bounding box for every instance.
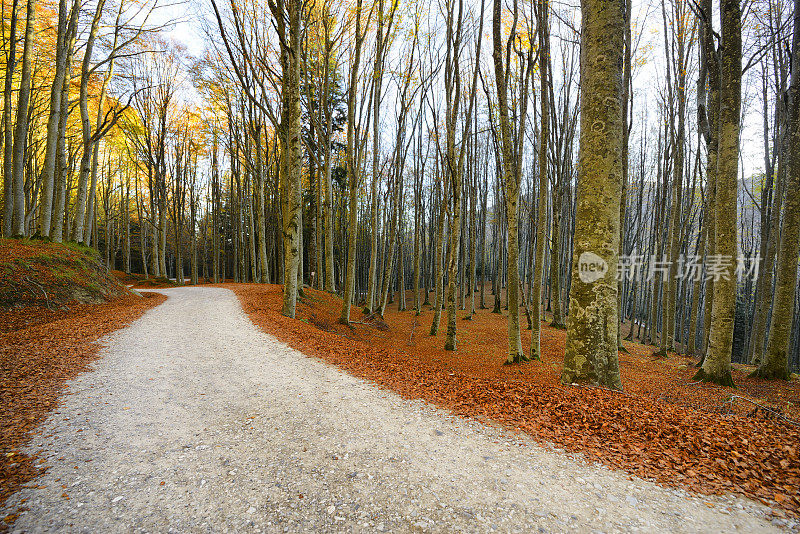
[268,0,305,318]
[492,0,533,363]
[560,0,625,389]
[693,0,741,387]
[339,0,368,325]
[752,0,799,381]
[441,0,484,351]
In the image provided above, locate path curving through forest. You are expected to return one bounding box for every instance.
[3,287,787,532]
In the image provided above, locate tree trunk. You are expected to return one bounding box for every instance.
[750,130,787,364]
[687,220,705,355]
[617,0,632,351]
[52,35,73,243]
[10,0,35,237]
[430,174,448,334]
[561,0,625,389]
[2,0,18,237]
[695,0,741,387]
[531,0,549,361]
[492,0,528,362]
[754,0,799,381]
[71,0,106,243]
[338,0,364,324]
[549,185,565,328]
[36,0,69,237]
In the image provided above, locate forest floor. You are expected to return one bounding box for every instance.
[228,284,800,521]
[1,287,789,533]
[0,239,128,314]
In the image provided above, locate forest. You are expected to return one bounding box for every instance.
[1,0,799,393]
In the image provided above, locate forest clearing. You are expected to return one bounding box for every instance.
[2,0,800,527]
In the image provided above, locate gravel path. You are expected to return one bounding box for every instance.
[4,287,790,533]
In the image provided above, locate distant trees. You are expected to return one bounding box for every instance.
[3,0,799,382]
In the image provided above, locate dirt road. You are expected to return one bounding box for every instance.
[4,287,785,533]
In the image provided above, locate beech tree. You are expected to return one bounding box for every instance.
[339,0,368,325]
[694,0,742,387]
[492,0,532,363]
[754,0,799,380]
[439,0,483,351]
[530,0,550,362]
[561,0,625,389]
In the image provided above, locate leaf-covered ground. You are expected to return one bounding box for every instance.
[231,284,800,518]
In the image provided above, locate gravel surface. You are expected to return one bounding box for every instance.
[4,287,792,533]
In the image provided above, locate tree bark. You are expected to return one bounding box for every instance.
[2,0,18,237]
[695,0,741,387]
[754,0,799,381]
[492,0,529,363]
[338,0,365,324]
[561,0,625,389]
[10,0,35,237]
[531,0,549,361]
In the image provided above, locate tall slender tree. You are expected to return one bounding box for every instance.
[694,0,741,386]
[561,0,625,389]
[492,0,533,363]
[753,0,799,381]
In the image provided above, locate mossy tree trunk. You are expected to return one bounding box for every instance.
[663,0,688,355]
[276,0,304,318]
[695,0,741,387]
[753,0,799,381]
[492,0,531,363]
[696,0,719,365]
[338,0,365,324]
[442,0,484,351]
[561,0,625,390]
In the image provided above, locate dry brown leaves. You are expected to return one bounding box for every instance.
[231,284,800,517]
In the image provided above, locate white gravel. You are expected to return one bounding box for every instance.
[4,287,793,533]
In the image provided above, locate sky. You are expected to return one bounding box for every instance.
[156,2,206,58]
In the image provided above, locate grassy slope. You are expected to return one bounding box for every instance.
[0,238,133,335]
[0,238,128,310]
